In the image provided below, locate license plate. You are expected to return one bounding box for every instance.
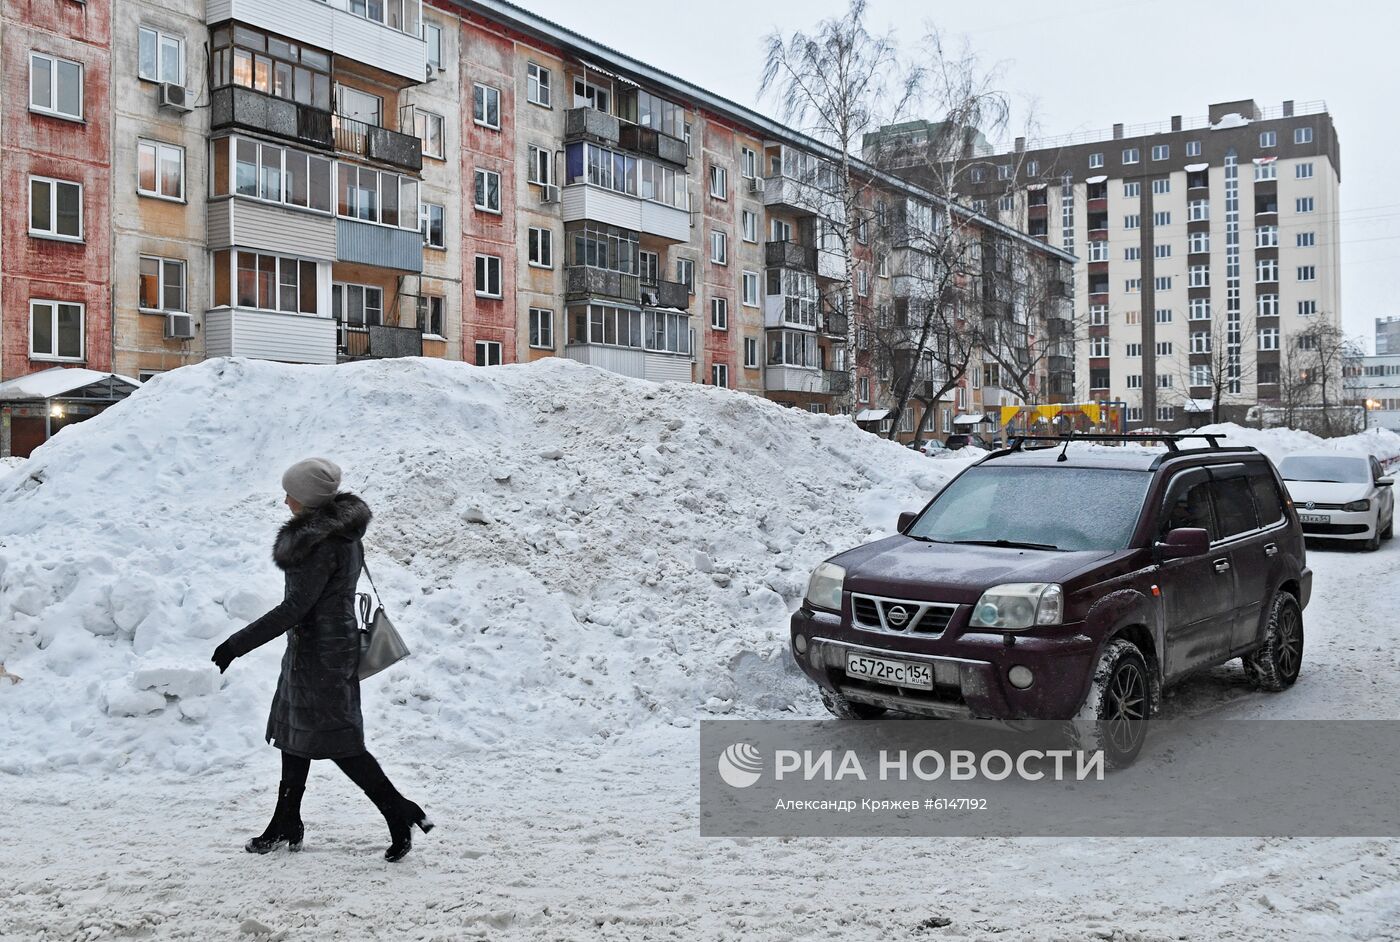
[1300,513,1329,524]
[845,652,933,690]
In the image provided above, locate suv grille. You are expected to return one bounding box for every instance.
[851,594,958,635]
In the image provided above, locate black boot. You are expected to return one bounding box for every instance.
[369,787,434,863]
[245,781,305,854]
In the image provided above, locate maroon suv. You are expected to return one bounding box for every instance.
[790,435,1311,760]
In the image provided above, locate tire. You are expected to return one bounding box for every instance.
[1364,529,1382,552]
[1073,638,1151,769]
[1241,592,1304,692]
[819,687,887,720]
[1382,513,1393,541]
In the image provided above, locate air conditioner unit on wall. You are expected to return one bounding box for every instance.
[159,84,191,113]
[748,176,764,195]
[164,312,195,340]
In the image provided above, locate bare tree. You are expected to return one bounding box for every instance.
[761,0,922,414]
[1168,306,1257,426]
[1277,322,1363,436]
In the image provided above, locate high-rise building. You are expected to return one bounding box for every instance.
[871,100,1343,429]
[0,0,1071,456]
[1376,316,1400,356]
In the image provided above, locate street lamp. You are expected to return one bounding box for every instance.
[1364,398,1382,430]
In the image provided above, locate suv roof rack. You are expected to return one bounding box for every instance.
[1006,432,1249,454]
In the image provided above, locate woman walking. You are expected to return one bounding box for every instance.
[212,458,432,862]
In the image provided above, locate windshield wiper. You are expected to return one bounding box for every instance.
[952,539,1062,551]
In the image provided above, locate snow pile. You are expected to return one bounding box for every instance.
[0,357,953,773]
[1190,422,1400,466]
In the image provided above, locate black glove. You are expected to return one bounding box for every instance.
[211,639,238,674]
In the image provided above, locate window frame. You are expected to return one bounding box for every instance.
[472,83,501,130]
[527,62,552,108]
[709,229,728,265]
[1294,127,1314,144]
[710,296,728,331]
[474,253,503,298]
[528,307,555,349]
[708,164,728,200]
[475,339,503,366]
[137,26,185,85]
[138,255,187,313]
[29,51,84,121]
[137,139,186,202]
[528,226,553,268]
[741,270,759,308]
[419,200,446,248]
[29,298,85,362]
[710,362,729,388]
[424,22,443,70]
[416,110,445,159]
[473,167,502,214]
[741,209,758,243]
[28,175,83,242]
[744,336,758,368]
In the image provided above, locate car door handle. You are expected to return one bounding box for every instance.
[1264,543,1279,557]
[1213,558,1231,573]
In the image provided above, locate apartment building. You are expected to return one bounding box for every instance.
[1376,316,1400,356]
[874,100,1343,430]
[1,0,1071,456]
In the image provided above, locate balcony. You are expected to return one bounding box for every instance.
[560,185,690,242]
[618,124,688,168]
[336,218,423,272]
[764,364,846,395]
[762,172,839,219]
[204,308,336,364]
[338,323,423,360]
[208,199,337,260]
[1047,316,1073,339]
[566,266,640,304]
[765,240,816,271]
[333,114,423,173]
[206,0,427,84]
[564,107,621,146]
[641,279,689,311]
[565,344,693,384]
[1048,355,1073,376]
[823,310,849,336]
[211,86,333,151]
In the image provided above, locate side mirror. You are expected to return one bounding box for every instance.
[1155,527,1210,560]
[897,511,918,534]
[1378,476,1394,487]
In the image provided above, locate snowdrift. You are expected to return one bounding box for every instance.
[0,357,957,773]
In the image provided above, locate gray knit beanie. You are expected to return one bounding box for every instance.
[281,458,342,509]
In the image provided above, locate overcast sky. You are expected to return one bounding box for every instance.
[529,0,1396,351]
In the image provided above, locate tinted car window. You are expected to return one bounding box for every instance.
[1278,455,1371,484]
[1248,470,1285,527]
[1162,477,1215,539]
[908,465,1151,551]
[1211,475,1259,538]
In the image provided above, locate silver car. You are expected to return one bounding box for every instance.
[1278,451,1395,551]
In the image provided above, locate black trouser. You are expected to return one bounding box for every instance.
[280,750,398,812]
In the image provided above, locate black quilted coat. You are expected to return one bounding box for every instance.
[225,493,371,759]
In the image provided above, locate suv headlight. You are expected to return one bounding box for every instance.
[805,562,846,612]
[969,583,1063,630]
[1342,499,1371,512]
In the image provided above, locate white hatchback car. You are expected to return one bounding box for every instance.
[1278,451,1395,551]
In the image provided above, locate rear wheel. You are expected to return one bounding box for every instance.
[819,687,887,720]
[1073,639,1150,769]
[1242,592,1304,691]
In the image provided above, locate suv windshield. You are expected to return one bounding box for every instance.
[1278,455,1371,484]
[907,465,1152,551]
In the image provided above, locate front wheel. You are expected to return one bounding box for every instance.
[1382,513,1393,540]
[819,687,887,719]
[1073,638,1151,769]
[1242,592,1304,691]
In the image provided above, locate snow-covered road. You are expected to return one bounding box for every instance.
[7,536,1400,942]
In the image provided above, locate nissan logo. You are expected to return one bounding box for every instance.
[886,605,911,627]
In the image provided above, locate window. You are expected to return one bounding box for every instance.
[1259,327,1279,351]
[527,62,551,107]
[1257,294,1279,317]
[1296,196,1315,213]
[1299,300,1318,317]
[138,256,185,312]
[137,140,184,200]
[1188,199,1209,221]
[740,146,758,179]
[1151,144,1169,161]
[1156,308,1173,323]
[858,376,870,402]
[1296,162,1314,179]
[711,297,728,330]
[858,268,869,297]
[1153,211,1171,227]
[744,336,758,368]
[1151,178,1170,195]
[710,229,728,264]
[424,23,443,70]
[970,167,986,183]
[971,199,987,214]
[528,144,553,186]
[877,254,889,278]
[1090,369,1111,390]
[1297,265,1316,282]
[1157,375,1173,388]
[210,23,332,111]
[1259,130,1277,148]
[1090,337,1110,357]
[1125,342,1141,358]
[1256,258,1279,282]
[1297,231,1316,247]
[998,195,1014,212]
[1089,152,1104,169]
[1256,225,1278,248]
[29,52,83,120]
[217,138,335,214]
[221,251,319,313]
[1189,298,1211,320]
[709,165,727,199]
[475,340,503,366]
[1154,244,1172,259]
[1125,310,1141,325]
[419,201,445,248]
[1186,140,1201,157]
[1154,276,1172,291]
[1122,147,1140,164]
[1124,246,1141,261]
[677,258,694,293]
[473,83,500,129]
[1295,127,1314,144]
[1155,341,1173,356]
[1089,304,1108,326]
[1254,160,1276,181]
[1126,374,1143,389]
[29,300,84,361]
[415,110,445,159]
[1190,332,1211,354]
[474,168,501,212]
[529,308,554,348]
[1124,214,1140,229]
[28,177,82,241]
[741,209,758,243]
[1123,181,1141,198]
[683,122,692,155]
[1156,405,1175,423]
[1026,159,1039,176]
[528,227,553,267]
[475,254,502,298]
[1089,242,1110,262]
[711,363,729,388]
[1189,265,1209,288]
[334,161,417,227]
[997,164,1011,181]
[138,27,184,85]
[1190,364,1210,387]
[1125,278,1141,293]
[741,270,759,307]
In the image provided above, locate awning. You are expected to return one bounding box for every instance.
[953,414,990,426]
[0,367,141,403]
[1184,398,1214,413]
[1027,183,1047,191]
[1184,162,1209,172]
[1085,175,1108,185]
[855,409,889,422]
[578,59,639,88]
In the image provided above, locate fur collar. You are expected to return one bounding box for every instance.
[273,492,372,570]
